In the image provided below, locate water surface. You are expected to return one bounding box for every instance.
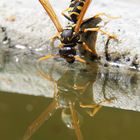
[0,92,140,140]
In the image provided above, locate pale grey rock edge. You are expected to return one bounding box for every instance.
[0,0,140,67]
[0,0,140,112]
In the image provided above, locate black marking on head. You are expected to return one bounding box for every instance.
[60,29,73,43]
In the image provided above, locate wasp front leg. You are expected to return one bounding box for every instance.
[38,54,55,62]
[50,32,60,48]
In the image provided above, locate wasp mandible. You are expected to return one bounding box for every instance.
[39,0,117,63]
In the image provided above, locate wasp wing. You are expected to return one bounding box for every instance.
[39,0,63,32]
[79,17,102,57]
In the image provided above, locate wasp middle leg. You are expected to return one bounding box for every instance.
[80,98,116,117]
[84,27,118,40]
[50,32,60,47]
[80,103,102,117]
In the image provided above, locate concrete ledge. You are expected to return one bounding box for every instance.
[0,0,140,112]
[0,0,140,68]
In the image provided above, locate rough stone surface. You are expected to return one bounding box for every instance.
[0,0,140,69]
[0,0,140,68]
[0,0,140,112]
[93,66,140,112]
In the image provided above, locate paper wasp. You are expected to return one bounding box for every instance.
[39,0,117,63]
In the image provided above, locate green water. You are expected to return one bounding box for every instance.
[0,92,140,140]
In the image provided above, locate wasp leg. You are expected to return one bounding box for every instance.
[94,12,121,19]
[82,42,98,58]
[99,29,118,40]
[74,55,87,63]
[69,102,84,140]
[50,32,60,47]
[39,0,63,32]
[84,27,118,40]
[73,82,90,92]
[80,103,102,117]
[38,54,58,62]
[37,69,58,97]
[38,68,54,82]
[23,100,58,140]
[80,97,115,117]
[105,37,111,61]
[74,0,91,33]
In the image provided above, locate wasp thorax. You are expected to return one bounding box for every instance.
[60,28,80,44]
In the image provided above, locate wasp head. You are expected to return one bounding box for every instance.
[59,27,80,63]
[59,47,76,63]
[60,28,80,44]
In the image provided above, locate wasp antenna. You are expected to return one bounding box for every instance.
[39,0,63,32]
[74,0,92,33]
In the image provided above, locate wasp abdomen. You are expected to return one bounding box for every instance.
[69,1,85,23]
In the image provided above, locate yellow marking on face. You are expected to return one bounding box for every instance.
[66,27,72,30]
[61,37,64,41]
[67,37,70,41]
[72,24,76,28]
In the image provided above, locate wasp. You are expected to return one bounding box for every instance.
[38,0,117,63]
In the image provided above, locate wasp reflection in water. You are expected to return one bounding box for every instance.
[23,63,112,140]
